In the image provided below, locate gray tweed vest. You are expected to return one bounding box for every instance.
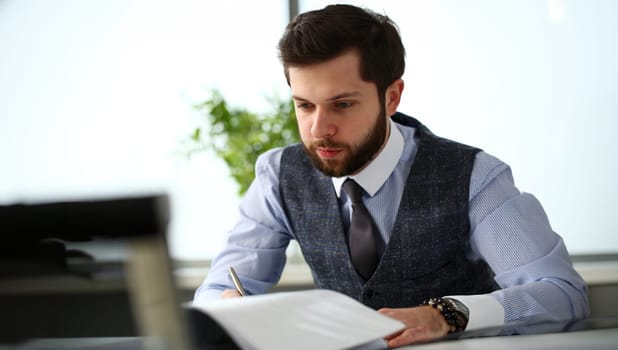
[279,113,498,309]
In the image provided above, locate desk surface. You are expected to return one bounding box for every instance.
[404,327,618,350]
[6,327,618,350]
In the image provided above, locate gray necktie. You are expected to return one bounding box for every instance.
[342,179,379,280]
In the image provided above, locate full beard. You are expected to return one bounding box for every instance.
[302,110,388,177]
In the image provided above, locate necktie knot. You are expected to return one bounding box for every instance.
[342,179,364,204]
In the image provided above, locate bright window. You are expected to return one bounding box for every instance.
[300,0,618,255]
[0,0,289,260]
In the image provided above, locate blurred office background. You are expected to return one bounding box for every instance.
[1,0,617,263]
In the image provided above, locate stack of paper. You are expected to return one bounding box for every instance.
[191,289,405,350]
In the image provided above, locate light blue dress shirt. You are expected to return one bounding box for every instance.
[194,118,589,330]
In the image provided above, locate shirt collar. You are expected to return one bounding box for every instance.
[333,118,404,197]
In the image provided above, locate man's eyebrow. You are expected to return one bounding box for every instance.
[291,91,362,102]
[328,91,361,101]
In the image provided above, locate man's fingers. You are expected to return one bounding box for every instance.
[378,306,450,347]
[378,308,394,316]
[386,328,426,348]
[382,329,403,341]
[221,289,242,299]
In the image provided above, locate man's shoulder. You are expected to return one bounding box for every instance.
[257,146,285,162]
[474,151,507,172]
[255,147,284,175]
[469,151,511,198]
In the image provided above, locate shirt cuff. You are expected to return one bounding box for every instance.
[445,294,505,331]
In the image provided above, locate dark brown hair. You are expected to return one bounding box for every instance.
[278,4,405,102]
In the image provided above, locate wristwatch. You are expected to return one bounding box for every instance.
[424,297,469,333]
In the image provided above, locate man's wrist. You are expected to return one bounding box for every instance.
[423,297,469,333]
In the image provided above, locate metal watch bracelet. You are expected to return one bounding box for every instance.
[423,297,469,333]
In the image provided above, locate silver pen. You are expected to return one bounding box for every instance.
[228,266,247,296]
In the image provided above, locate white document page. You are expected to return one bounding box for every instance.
[191,289,405,350]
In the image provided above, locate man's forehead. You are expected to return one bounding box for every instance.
[288,68,371,101]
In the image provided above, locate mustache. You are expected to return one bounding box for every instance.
[310,139,346,149]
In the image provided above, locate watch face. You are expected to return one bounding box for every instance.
[444,298,470,319]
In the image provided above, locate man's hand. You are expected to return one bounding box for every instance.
[221,289,242,299]
[378,305,450,348]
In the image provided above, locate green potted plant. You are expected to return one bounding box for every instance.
[185,90,299,196]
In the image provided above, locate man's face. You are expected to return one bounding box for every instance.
[288,50,389,177]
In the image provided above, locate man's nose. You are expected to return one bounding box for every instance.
[310,107,335,138]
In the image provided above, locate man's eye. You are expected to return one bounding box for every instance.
[296,102,313,109]
[335,101,354,109]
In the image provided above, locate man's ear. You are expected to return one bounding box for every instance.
[385,79,404,116]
